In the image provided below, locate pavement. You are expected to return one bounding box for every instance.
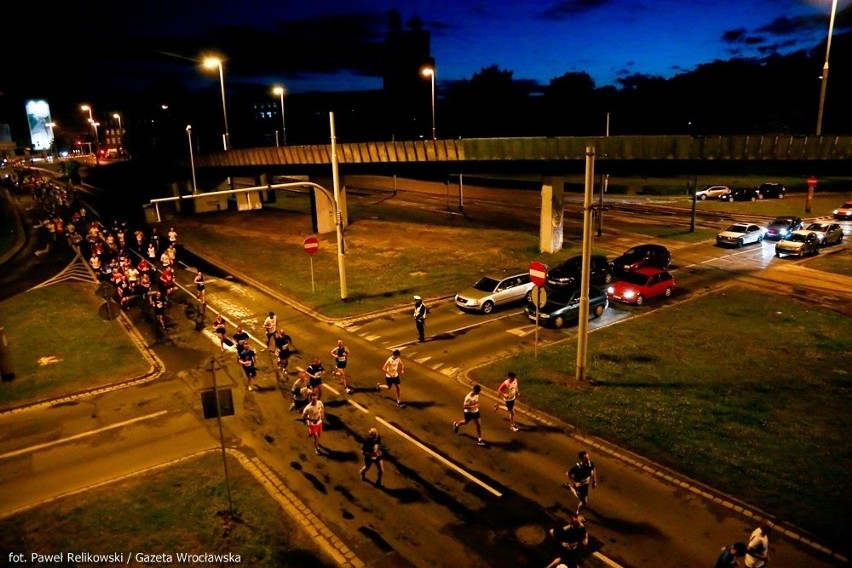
[1,176,850,567]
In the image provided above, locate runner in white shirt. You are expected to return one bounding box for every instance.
[495,372,520,432]
[263,311,277,349]
[453,384,486,446]
[378,349,406,407]
[302,393,325,455]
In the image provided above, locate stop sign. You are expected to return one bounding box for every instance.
[529,261,547,287]
[303,236,319,255]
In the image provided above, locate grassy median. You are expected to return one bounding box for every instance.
[0,452,332,567]
[471,286,851,548]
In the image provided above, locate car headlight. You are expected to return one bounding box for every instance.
[623,290,636,299]
[606,286,615,294]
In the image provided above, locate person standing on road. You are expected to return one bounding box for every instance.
[358,427,384,487]
[495,371,520,432]
[564,451,597,514]
[263,311,277,349]
[237,343,258,391]
[378,349,406,407]
[545,513,588,568]
[302,392,325,455]
[331,339,353,394]
[715,542,747,568]
[413,295,427,342]
[453,384,486,446]
[744,521,772,568]
[306,357,325,401]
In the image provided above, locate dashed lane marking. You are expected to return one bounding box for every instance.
[440,367,459,377]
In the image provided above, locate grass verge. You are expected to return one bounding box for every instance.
[0,452,332,567]
[470,286,852,548]
[0,281,151,407]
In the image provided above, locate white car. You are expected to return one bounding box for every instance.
[716,222,764,247]
[804,222,844,246]
[833,201,852,221]
[455,273,534,314]
[695,185,731,200]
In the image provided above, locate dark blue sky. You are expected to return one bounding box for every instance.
[3,0,850,102]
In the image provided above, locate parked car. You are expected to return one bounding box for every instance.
[774,230,820,258]
[606,267,675,305]
[757,183,786,199]
[525,286,608,328]
[804,222,844,246]
[716,222,765,247]
[719,187,763,202]
[764,216,803,240]
[833,201,852,220]
[546,254,613,288]
[694,185,732,200]
[611,244,671,276]
[455,272,534,314]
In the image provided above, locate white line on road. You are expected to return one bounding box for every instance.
[374,416,503,498]
[0,410,170,460]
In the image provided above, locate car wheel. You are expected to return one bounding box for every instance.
[664,287,672,298]
[635,295,644,306]
[525,290,533,303]
[482,301,494,314]
[593,305,605,318]
[757,234,764,243]
[778,193,784,199]
[699,194,707,201]
[798,249,805,258]
[553,315,565,328]
[737,238,743,248]
[750,196,756,202]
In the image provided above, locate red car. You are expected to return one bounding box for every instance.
[606,267,675,305]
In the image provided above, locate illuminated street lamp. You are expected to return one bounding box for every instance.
[80,104,100,163]
[112,113,123,152]
[186,125,198,195]
[272,85,287,146]
[203,56,230,150]
[816,0,838,135]
[421,67,436,140]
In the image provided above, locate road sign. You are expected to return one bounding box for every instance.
[303,236,319,255]
[529,261,547,287]
[532,286,547,308]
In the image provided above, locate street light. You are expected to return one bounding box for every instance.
[203,56,231,150]
[272,85,287,146]
[421,66,436,140]
[112,113,123,152]
[816,0,838,135]
[80,104,100,163]
[186,125,198,195]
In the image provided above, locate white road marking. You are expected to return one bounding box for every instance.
[415,356,432,363]
[0,411,170,460]
[374,416,503,498]
[440,367,459,377]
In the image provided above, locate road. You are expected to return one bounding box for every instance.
[0,172,848,567]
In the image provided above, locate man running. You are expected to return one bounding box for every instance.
[194,271,206,305]
[302,392,325,455]
[275,329,294,374]
[378,349,406,407]
[330,339,352,394]
[289,372,312,413]
[358,427,384,487]
[564,451,597,514]
[306,357,325,401]
[453,384,486,446]
[495,371,520,432]
[263,311,277,349]
[237,343,258,392]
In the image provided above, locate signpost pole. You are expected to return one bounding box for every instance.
[210,358,234,518]
[310,256,315,293]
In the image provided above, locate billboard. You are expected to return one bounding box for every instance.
[25,99,54,151]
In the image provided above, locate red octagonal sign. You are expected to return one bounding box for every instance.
[529,261,547,287]
[303,236,319,255]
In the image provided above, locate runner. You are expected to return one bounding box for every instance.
[378,349,406,407]
[263,311,277,349]
[237,343,258,391]
[358,427,384,487]
[275,329,294,374]
[289,372,312,413]
[453,384,486,446]
[302,393,325,455]
[495,371,520,432]
[194,271,206,305]
[563,451,598,514]
[330,339,352,394]
[306,357,325,401]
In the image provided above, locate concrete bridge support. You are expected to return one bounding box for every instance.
[539,177,564,253]
[310,176,348,236]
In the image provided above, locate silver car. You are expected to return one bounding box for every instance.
[804,222,844,246]
[716,222,764,247]
[695,185,732,200]
[455,273,534,314]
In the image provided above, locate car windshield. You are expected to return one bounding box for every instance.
[725,225,748,234]
[621,272,651,285]
[770,219,791,227]
[806,223,827,231]
[843,202,852,208]
[788,234,808,243]
[472,277,499,292]
[552,258,581,274]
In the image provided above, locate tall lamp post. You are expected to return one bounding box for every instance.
[272,85,286,146]
[112,113,123,154]
[421,67,436,140]
[186,126,198,195]
[203,56,230,150]
[80,104,100,164]
[816,0,838,135]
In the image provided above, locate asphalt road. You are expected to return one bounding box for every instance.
[0,172,849,567]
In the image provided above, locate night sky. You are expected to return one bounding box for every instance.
[2,0,850,115]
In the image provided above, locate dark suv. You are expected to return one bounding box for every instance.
[611,244,672,276]
[757,183,786,199]
[546,254,613,288]
[720,187,763,202]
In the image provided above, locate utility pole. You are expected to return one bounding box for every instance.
[576,146,595,381]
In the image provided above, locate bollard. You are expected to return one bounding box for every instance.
[0,327,15,381]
